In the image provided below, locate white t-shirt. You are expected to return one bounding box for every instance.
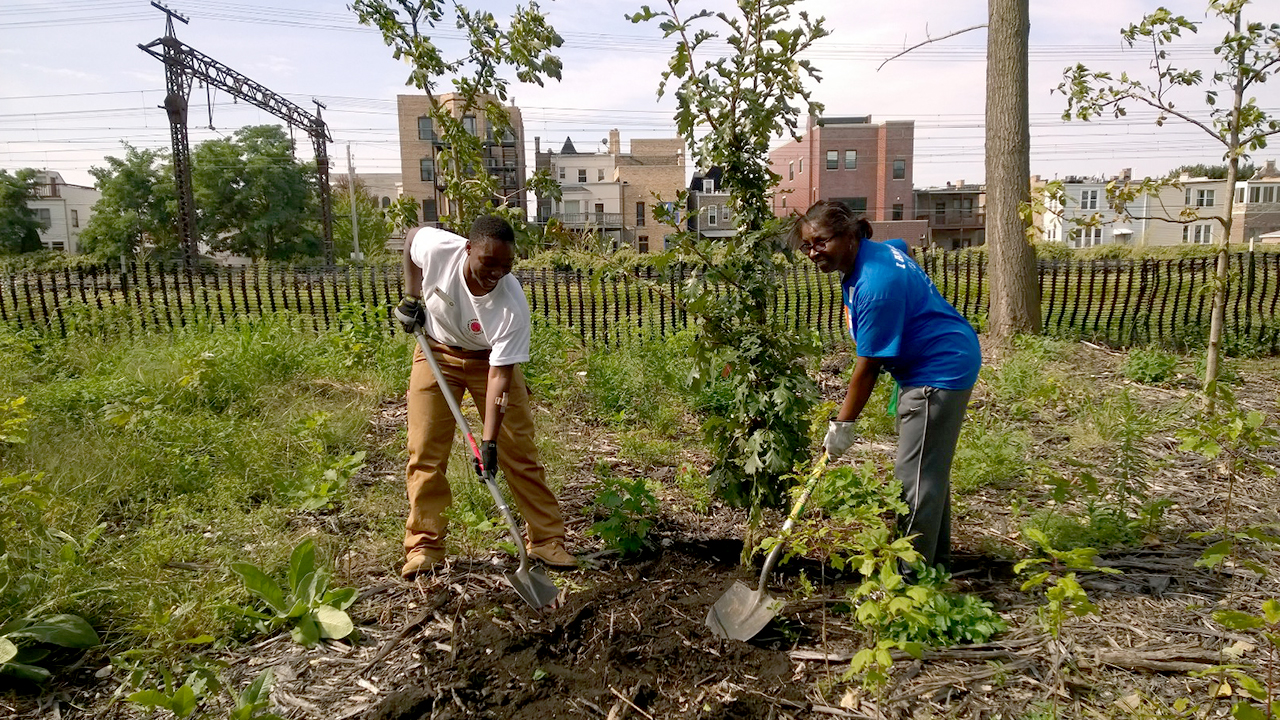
[408,226,531,366]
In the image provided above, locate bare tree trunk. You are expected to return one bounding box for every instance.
[1204,9,1245,415]
[984,0,1040,349]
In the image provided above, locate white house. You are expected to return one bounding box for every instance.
[29,170,99,254]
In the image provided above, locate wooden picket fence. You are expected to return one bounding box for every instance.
[2,251,1279,353]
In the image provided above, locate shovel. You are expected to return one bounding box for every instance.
[706,452,830,641]
[411,329,560,611]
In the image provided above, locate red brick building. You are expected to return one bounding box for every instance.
[769,115,927,244]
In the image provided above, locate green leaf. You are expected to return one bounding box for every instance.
[1231,702,1267,720]
[127,689,172,710]
[322,587,358,611]
[170,684,198,718]
[1262,599,1280,625]
[5,614,100,648]
[314,606,354,640]
[289,539,316,592]
[291,614,320,647]
[0,637,17,664]
[232,563,288,614]
[1215,610,1266,631]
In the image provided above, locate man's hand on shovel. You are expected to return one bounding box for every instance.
[474,440,498,480]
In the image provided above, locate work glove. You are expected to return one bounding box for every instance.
[474,440,498,479]
[822,421,857,457]
[394,295,425,334]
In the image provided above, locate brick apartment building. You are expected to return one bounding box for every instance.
[397,93,526,227]
[768,115,926,244]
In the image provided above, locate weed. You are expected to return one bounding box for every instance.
[675,463,713,515]
[0,614,100,683]
[1195,600,1280,718]
[984,335,1068,419]
[952,412,1032,493]
[1122,347,1179,385]
[228,538,357,647]
[277,451,366,512]
[0,396,30,445]
[332,302,388,369]
[589,476,659,556]
[810,461,904,521]
[1015,527,1121,638]
[229,669,284,720]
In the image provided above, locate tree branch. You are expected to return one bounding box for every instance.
[877,24,987,71]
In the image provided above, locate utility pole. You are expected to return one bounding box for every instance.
[140,3,335,264]
[347,143,363,262]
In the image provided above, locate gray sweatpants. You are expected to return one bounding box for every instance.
[894,384,973,573]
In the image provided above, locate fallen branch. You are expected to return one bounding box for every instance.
[1079,646,1223,673]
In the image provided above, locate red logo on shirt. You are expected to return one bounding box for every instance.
[469,319,482,334]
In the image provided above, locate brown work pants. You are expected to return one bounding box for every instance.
[404,340,565,558]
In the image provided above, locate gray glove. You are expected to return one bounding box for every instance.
[822,421,857,457]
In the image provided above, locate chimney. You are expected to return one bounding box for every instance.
[608,129,620,155]
[534,136,541,154]
[1265,159,1277,177]
[956,179,965,187]
[1121,167,1132,182]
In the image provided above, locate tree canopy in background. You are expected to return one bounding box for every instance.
[192,125,320,261]
[0,169,43,255]
[81,144,178,259]
[332,176,393,259]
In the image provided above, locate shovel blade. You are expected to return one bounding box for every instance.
[506,566,560,610]
[705,581,784,642]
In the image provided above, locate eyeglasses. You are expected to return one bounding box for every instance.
[799,236,832,254]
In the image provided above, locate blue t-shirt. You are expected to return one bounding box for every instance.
[842,238,982,389]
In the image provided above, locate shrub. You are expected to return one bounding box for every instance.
[1122,347,1178,385]
[588,476,659,556]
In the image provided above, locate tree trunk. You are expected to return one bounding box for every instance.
[1204,9,1245,415]
[984,0,1040,349]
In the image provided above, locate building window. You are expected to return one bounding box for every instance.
[381,196,391,208]
[892,204,903,221]
[636,201,645,227]
[1183,222,1213,244]
[798,158,803,174]
[1084,227,1102,247]
[71,209,79,227]
[961,197,974,217]
[36,208,51,229]
[892,159,905,180]
[1080,189,1099,210]
[1251,186,1261,203]
[826,150,838,170]
[708,205,718,226]
[1236,187,1245,203]
[578,169,587,183]
[781,196,787,209]
[420,157,435,182]
[1186,188,1216,207]
[788,161,794,181]
[558,166,565,180]
[1266,186,1277,203]
[935,202,945,222]
[838,197,867,216]
[598,169,605,181]
[422,198,438,222]
[638,235,649,253]
[417,117,434,142]
[462,115,477,136]
[845,150,857,170]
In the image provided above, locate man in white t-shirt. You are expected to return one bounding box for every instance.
[393,216,575,579]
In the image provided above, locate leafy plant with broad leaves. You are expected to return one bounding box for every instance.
[1177,386,1278,572]
[0,614,100,683]
[0,395,30,445]
[1196,600,1280,719]
[1015,527,1121,638]
[229,669,285,720]
[229,538,356,647]
[278,451,366,512]
[627,0,826,525]
[589,476,659,556]
[126,670,208,719]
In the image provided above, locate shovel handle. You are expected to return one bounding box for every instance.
[411,330,532,568]
[755,452,830,595]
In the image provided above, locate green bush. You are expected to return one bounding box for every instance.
[952,413,1032,493]
[588,476,659,556]
[1122,347,1179,384]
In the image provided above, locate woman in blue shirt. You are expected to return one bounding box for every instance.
[794,200,981,576]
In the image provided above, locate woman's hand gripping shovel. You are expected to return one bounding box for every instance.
[706,452,830,641]
[411,329,560,611]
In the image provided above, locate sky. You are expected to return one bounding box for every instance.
[1,0,1275,191]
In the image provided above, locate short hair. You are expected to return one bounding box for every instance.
[469,215,516,246]
[788,200,873,248]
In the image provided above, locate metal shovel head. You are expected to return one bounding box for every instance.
[507,565,560,610]
[705,580,785,642]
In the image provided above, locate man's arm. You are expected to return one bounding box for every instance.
[403,228,423,300]
[482,364,515,441]
[836,355,884,423]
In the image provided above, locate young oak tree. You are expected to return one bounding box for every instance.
[350,0,563,236]
[1059,0,1280,412]
[628,0,827,514]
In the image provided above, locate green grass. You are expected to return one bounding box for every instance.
[0,312,408,654]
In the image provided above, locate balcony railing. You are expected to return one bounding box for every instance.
[549,212,625,228]
[917,211,985,229]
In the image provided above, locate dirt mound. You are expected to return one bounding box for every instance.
[366,541,802,719]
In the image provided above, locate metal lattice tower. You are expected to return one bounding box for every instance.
[140,2,334,265]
